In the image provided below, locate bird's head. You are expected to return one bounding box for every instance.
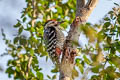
[44,19,64,29]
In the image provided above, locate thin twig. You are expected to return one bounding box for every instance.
[26,0,37,79]
[26,56,33,78]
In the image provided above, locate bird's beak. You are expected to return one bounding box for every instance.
[58,21,65,25]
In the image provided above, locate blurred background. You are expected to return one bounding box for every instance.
[0,0,120,80]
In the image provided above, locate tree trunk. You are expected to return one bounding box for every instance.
[59,0,98,80]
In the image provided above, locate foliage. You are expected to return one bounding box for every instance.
[1,0,120,80]
[75,3,120,80]
[1,0,76,80]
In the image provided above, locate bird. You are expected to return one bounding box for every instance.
[43,19,65,65]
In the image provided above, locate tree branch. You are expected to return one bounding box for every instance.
[26,0,37,79]
[59,0,98,80]
[26,56,33,78]
[31,0,37,27]
[76,0,85,12]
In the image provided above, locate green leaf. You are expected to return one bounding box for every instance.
[108,11,113,14]
[36,72,43,80]
[16,66,20,72]
[47,75,51,79]
[52,75,56,80]
[78,63,84,74]
[104,17,110,21]
[6,66,14,78]
[91,75,101,80]
[110,56,120,69]
[30,48,34,56]
[56,6,62,14]
[30,27,35,32]
[75,58,81,63]
[117,16,120,24]
[46,56,48,62]
[91,64,103,73]
[14,21,21,28]
[114,3,119,6]
[83,55,91,64]
[51,67,59,73]
[23,17,27,22]
[32,55,38,64]
[103,22,111,28]
[18,26,23,35]
[72,68,79,78]
[14,37,19,44]
[19,37,27,46]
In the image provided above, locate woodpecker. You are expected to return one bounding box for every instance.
[43,20,65,65]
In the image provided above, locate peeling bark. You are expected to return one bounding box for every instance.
[59,0,98,80]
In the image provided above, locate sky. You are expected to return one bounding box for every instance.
[0,0,120,80]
